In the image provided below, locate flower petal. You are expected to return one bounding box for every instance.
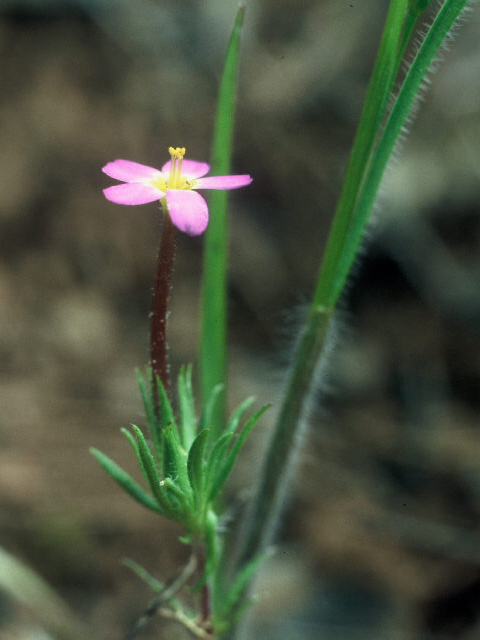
[194,175,252,190]
[165,189,208,236]
[102,159,161,182]
[161,159,210,179]
[103,183,163,205]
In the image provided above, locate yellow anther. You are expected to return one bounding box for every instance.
[166,146,186,188]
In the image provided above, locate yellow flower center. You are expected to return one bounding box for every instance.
[149,146,194,192]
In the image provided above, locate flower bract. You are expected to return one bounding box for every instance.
[102,147,252,236]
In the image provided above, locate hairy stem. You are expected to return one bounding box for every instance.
[150,206,176,403]
[233,305,332,572]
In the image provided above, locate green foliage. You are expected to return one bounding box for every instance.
[208,404,270,503]
[91,367,268,542]
[90,448,164,515]
[234,3,473,632]
[408,0,434,15]
[213,551,270,633]
[187,428,209,504]
[200,4,246,436]
[312,0,408,309]
[177,365,196,450]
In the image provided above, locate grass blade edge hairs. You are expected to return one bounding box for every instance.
[332,0,471,306]
[312,0,408,309]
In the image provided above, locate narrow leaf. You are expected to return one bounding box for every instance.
[121,426,149,485]
[163,477,190,514]
[312,0,408,308]
[199,383,224,433]
[90,448,164,514]
[187,428,209,502]
[209,405,270,502]
[217,551,270,623]
[205,432,233,494]
[154,372,177,430]
[178,365,196,449]
[136,369,156,430]
[200,4,246,438]
[136,369,163,465]
[163,424,191,498]
[130,425,172,515]
[224,396,255,435]
[331,0,470,306]
[123,558,164,593]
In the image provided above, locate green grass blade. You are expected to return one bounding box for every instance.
[330,0,470,307]
[90,448,164,515]
[199,4,246,439]
[312,0,408,308]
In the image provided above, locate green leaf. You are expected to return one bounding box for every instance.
[130,425,172,515]
[136,369,163,466]
[408,0,434,15]
[224,396,255,435]
[215,551,270,628]
[199,383,224,433]
[123,558,164,593]
[136,369,156,432]
[163,424,191,499]
[332,0,470,307]
[90,448,164,515]
[312,0,408,309]
[199,4,246,438]
[187,428,209,503]
[154,371,177,431]
[208,405,270,502]
[178,365,196,450]
[120,426,149,486]
[163,477,190,514]
[205,432,233,494]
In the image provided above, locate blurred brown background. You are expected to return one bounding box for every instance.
[1,1,480,638]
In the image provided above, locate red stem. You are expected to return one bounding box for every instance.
[150,209,176,404]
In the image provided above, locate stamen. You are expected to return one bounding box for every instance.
[167,146,186,189]
[168,147,177,188]
[177,147,185,179]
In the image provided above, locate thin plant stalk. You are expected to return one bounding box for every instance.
[311,0,408,309]
[331,0,470,307]
[231,0,471,635]
[200,4,245,439]
[150,204,176,402]
[233,0,408,579]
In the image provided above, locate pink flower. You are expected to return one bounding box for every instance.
[102,146,252,236]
